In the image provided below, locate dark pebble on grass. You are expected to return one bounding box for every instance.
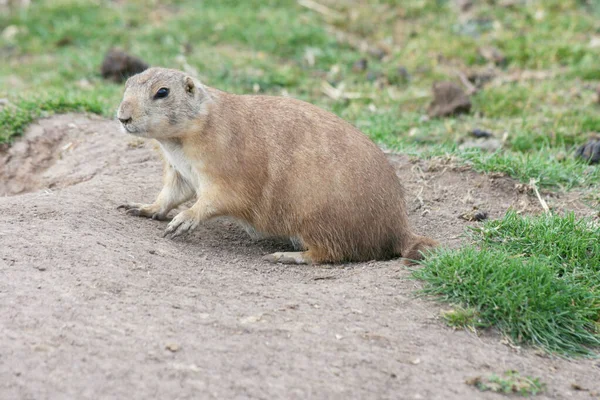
[100,48,149,83]
[352,58,368,73]
[575,139,600,164]
[397,66,410,81]
[459,210,488,222]
[428,81,472,118]
[470,129,493,138]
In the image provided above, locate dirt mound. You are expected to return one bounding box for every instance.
[0,114,140,196]
[1,115,598,399]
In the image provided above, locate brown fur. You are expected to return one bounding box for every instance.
[116,67,438,264]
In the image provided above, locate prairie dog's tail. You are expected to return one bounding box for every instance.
[401,235,439,265]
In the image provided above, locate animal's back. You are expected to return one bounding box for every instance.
[218,93,414,261]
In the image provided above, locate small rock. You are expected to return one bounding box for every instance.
[367,47,387,60]
[366,71,382,82]
[240,314,262,324]
[459,209,488,222]
[467,67,496,88]
[36,265,47,271]
[76,79,92,90]
[397,66,410,81]
[427,82,472,118]
[165,343,180,352]
[571,383,588,391]
[466,376,482,386]
[100,48,149,83]
[410,358,421,365]
[33,344,50,352]
[388,66,410,85]
[352,58,368,73]
[1,25,19,41]
[479,46,506,66]
[55,36,73,47]
[554,151,567,162]
[588,36,600,49]
[469,129,493,138]
[575,138,600,164]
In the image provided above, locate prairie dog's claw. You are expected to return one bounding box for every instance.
[164,210,199,239]
[119,202,168,220]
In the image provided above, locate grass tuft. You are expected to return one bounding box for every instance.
[414,211,600,356]
[441,306,479,330]
[0,94,105,142]
[461,148,600,190]
[475,211,600,289]
[467,370,545,396]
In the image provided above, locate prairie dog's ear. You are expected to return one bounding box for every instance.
[184,76,195,94]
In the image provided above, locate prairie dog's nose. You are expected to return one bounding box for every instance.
[117,101,133,124]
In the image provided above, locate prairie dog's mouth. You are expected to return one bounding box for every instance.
[120,122,141,135]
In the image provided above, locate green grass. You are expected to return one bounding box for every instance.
[462,148,600,190]
[0,94,106,143]
[441,306,479,330]
[0,0,598,190]
[467,370,545,396]
[414,211,600,356]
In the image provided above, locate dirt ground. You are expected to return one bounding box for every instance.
[1,114,598,399]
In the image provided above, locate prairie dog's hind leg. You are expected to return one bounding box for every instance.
[263,251,312,265]
[263,240,327,265]
[119,167,194,221]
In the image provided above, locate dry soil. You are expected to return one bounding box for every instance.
[1,114,598,399]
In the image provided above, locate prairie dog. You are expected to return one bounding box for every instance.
[117,67,437,264]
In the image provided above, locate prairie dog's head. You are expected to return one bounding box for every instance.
[117,67,210,138]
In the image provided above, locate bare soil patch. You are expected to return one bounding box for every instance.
[1,114,598,399]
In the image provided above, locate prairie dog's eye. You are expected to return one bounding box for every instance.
[154,87,169,99]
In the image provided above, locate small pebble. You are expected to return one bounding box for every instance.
[575,139,600,164]
[428,81,472,118]
[459,210,488,222]
[397,66,410,82]
[469,129,493,138]
[352,58,368,73]
[165,343,180,352]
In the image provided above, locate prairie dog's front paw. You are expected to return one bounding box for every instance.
[118,202,168,220]
[164,210,200,239]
